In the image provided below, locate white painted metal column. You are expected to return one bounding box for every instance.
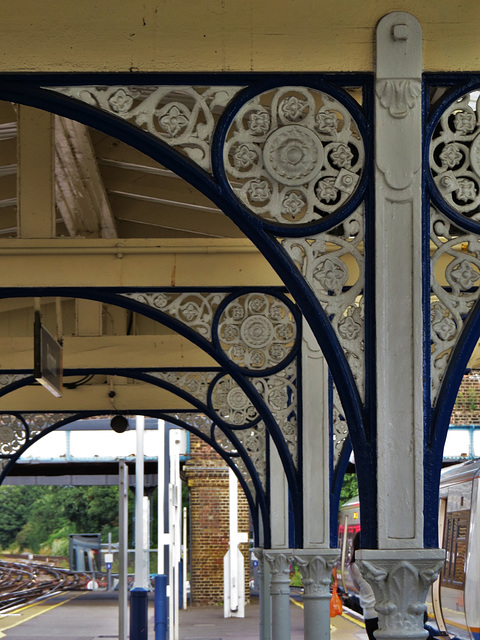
[295,321,339,640]
[182,506,188,610]
[118,460,129,640]
[158,418,165,575]
[223,468,246,618]
[134,414,147,589]
[169,429,182,640]
[356,12,444,640]
[264,447,291,640]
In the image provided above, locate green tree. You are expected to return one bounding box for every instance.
[340,473,358,506]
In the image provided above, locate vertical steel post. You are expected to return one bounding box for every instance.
[135,414,146,589]
[157,419,165,575]
[119,460,128,640]
[130,587,148,640]
[154,574,168,640]
[182,506,187,610]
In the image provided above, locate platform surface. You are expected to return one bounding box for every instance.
[0,591,366,640]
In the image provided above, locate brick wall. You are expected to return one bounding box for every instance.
[184,435,250,605]
[450,372,480,425]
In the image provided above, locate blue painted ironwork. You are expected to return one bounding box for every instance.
[423,74,480,546]
[0,72,375,547]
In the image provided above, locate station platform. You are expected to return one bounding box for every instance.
[0,591,366,640]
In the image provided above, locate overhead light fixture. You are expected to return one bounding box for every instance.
[110,415,129,433]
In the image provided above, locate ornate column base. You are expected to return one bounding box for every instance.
[254,548,272,640]
[356,549,445,640]
[294,549,340,640]
[264,549,292,640]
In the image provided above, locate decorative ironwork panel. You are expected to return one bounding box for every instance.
[122,292,228,339]
[216,292,296,372]
[430,208,480,400]
[149,371,218,405]
[223,87,364,226]
[165,411,265,495]
[429,89,480,403]
[252,360,298,466]
[333,387,349,467]
[280,209,365,399]
[0,374,30,389]
[0,413,74,458]
[210,375,260,425]
[430,93,480,219]
[51,85,244,171]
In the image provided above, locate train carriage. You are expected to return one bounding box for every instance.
[338,459,480,640]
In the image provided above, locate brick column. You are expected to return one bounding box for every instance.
[184,435,250,605]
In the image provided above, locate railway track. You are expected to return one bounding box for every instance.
[0,559,93,612]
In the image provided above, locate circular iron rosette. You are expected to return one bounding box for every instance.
[428,85,480,234]
[213,82,368,237]
[0,414,28,457]
[212,291,300,376]
[207,373,262,430]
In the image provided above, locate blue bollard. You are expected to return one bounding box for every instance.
[154,575,168,640]
[178,561,183,610]
[130,587,149,640]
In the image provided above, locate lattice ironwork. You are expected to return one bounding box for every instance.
[224,87,364,226]
[280,209,365,399]
[149,371,218,405]
[0,413,74,458]
[210,375,260,425]
[51,85,243,171]
[122,292,228,339]
[164,411,266,495]
[0,374,30,389]
[252,360,298,466]
[216,292,297,372]
[332,387,349,467]
[429,89,480,403]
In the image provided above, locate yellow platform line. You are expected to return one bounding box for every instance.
[289,598,366,629]
[0,592,81,637]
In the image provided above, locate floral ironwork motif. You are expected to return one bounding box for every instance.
[216,292,297,371]
[280,209,365,399]
[252,361,298,466]
[0,413,74,457]
[333,387,349,467]
[224,86,364,225]
[149,371,218,405]
[430,92,480,218]
[122,292,228,339]
[210,375,260,426]
[0,415,27,456]
[430,208,480,402]
[0,374,30,389]
[165,412,264,494]
[50,85,243,171]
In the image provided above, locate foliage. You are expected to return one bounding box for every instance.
[339,473,358,506]
[0,485,122,555]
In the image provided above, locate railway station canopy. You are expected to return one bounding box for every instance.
[0,3,480,640]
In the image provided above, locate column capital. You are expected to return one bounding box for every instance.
[264,549,292,596]
[356,548,445,640]
[294,548,340,598]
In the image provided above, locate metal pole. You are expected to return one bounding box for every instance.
[119,461,128,640]
[107,531,112,592]
[158,419,165,575]
[135,414,146,589]
[154,574,168,640]
[182,506,187,610]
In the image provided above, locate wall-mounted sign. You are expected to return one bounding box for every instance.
[34,311,63,398]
